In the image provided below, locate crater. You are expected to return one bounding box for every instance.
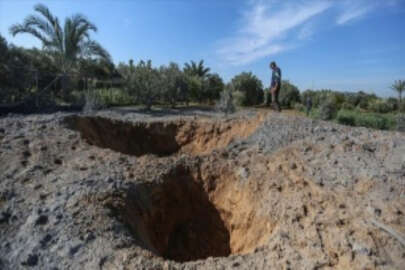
[63,115,263,156]
[64,114,272,262]
[106,164,274,262]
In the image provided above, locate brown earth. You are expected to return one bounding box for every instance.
[0,109,404,269]
[63,112,266,156]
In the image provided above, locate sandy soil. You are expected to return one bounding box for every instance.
[0,108,404,269]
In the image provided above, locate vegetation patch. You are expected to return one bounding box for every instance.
[336,110,396,130]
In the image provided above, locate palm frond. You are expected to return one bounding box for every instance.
[71,14,97,33]
[23,15,54,37]
[34,4,59,30]
[9,24,52,46]
[64,14,98,62]
[81,40,111,62]
[52,16,64,53]
[9,3,111,73]
[70,15,97,47]
[64,17,77,61]
[391,80,405,93]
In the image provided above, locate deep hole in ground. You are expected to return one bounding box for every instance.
[107,165,274,263]
[64,114,271,262]
[63,115,263,156]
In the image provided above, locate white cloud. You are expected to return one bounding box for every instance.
[336,1,374,25]
[217,0,331,66]
[215,0,402,66]
[218,43,287,65]
[336,0,402,25]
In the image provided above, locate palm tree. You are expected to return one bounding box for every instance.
[391,80,405,111]
[9,4,110,74]
[184,60,210,78]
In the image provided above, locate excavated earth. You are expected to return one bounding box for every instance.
[0,108,404,269]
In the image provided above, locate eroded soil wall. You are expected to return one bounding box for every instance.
[63,114,265,156]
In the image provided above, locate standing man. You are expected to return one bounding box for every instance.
[269,61,282,112]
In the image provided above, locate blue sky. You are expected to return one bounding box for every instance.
[1,0,404,96]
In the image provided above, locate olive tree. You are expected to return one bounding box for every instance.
[160,63,187,108]
[205,73,224,104]
[229,72,263,106]
[127,60,163,110]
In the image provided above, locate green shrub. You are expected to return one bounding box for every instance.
[341,102,355,110]
[71,88,135,107]
[336,110,396,130]
[302,89,346,110]
[294,103,306,112]
[279,80,300,108]
[355,113,393,130]
[101,88,134,106]
[328,92,346,110]
[309,108,321,119]
[319,98,338,120]
[344,93,361,107]
[337,110,356,126]
[110,88,134,105]
[357,91,378,110]
[368,99,393,114]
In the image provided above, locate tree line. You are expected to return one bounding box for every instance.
[0,3,403,117]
